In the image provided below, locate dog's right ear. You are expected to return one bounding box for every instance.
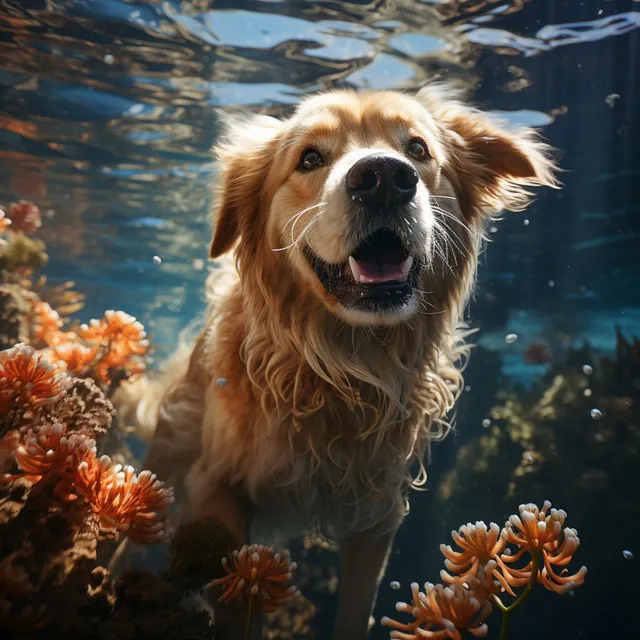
[209,113,283,259]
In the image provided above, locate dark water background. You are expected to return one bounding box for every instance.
[1,0,639,638]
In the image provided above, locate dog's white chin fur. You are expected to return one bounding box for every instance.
[332,295,420,326]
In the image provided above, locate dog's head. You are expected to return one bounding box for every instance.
[209,85,557,327]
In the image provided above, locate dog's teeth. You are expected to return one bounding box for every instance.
[348,256,360,282]
[401,256,414,278]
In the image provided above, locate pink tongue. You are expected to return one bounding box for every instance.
[348,256,412,284]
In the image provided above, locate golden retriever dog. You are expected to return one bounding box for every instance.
[120,83,556,639]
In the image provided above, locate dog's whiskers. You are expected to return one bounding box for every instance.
[273,204,327,252]
[430,194,457,201]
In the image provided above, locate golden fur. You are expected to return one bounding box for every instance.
[118,83,557,639]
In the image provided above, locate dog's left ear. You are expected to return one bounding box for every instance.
[209,113,283,258]
[417,84,559,213]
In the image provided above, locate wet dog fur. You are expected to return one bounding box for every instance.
[119,83,557,639]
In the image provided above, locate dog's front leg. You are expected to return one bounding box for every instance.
[332,525,399,640]
[185,464,263,640]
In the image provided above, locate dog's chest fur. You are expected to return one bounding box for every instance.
[200,292,451,538]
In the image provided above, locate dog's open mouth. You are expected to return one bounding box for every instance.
[304,228,420,313]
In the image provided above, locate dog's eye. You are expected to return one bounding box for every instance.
[407,138,429,161]
[299,149,324,171]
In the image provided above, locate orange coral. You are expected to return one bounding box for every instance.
[29,300,64,346]
[79,311,149,381]
[6,200,42,234]
[0,344,70,414]
[209,544,299,612]
[75,454,174,543]
[382,582,491,639]
[386,501,586,640]
[44,342,97,375]
[464,561,501,600]
[11,422,96,488]
[80,310,148,355]
[440,522,512,593]
[503,502,587,594]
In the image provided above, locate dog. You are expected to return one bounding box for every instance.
[120,83,557,639]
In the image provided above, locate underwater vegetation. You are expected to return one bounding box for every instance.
[0,200,306,640]
[433,326,640,568]
[2,200,619,639]
[382,501,585,639]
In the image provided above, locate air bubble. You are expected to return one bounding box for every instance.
[523,219,530,226]
[482,418,491,428]
[548,280,555,287]
[623,549,633,560]
[582,364,593,375]
[390,581,401,590]
[590,408,603,420]
[152,255,162,265]
[505,333,518,344]
[192,258,205,271]
[605,93,620,108]
[583,388,592,397]
[104,54,115,64]
[216,378,228,388]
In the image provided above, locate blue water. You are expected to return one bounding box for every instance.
[1,0,638,637]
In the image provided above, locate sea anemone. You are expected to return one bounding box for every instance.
[0,344,70,421]
[382,581,491,639]
[440,522,511,592]
[464,561,501,600]
[384,502,586,640]
[79,311,149,381]
[7,422,96,496]
[6,200,42,234]
[75,454,174,543]
[503,502,587,594]
[29,300,65,346]
[209,545,299,612]
[504,501,566,551]
[79,310,148,355]
[45,342,97,375]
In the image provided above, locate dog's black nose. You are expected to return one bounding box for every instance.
[346,155,419,207]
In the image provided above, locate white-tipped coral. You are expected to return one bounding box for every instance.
[12,422,96,485]
[382,581,491,639]
[75,454,174,543]
[440,521,510,593]
[78,310,149,381]
[0,344,70,413]
[208,544,299,612]
[384,501,586,640]
[502,501,587,594]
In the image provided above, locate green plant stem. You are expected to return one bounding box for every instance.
[495,551,541,640]
[243,594,255,640]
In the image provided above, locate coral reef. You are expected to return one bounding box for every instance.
[0,200,307,640]
[0,201,197,638]
[382,501,585,639]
